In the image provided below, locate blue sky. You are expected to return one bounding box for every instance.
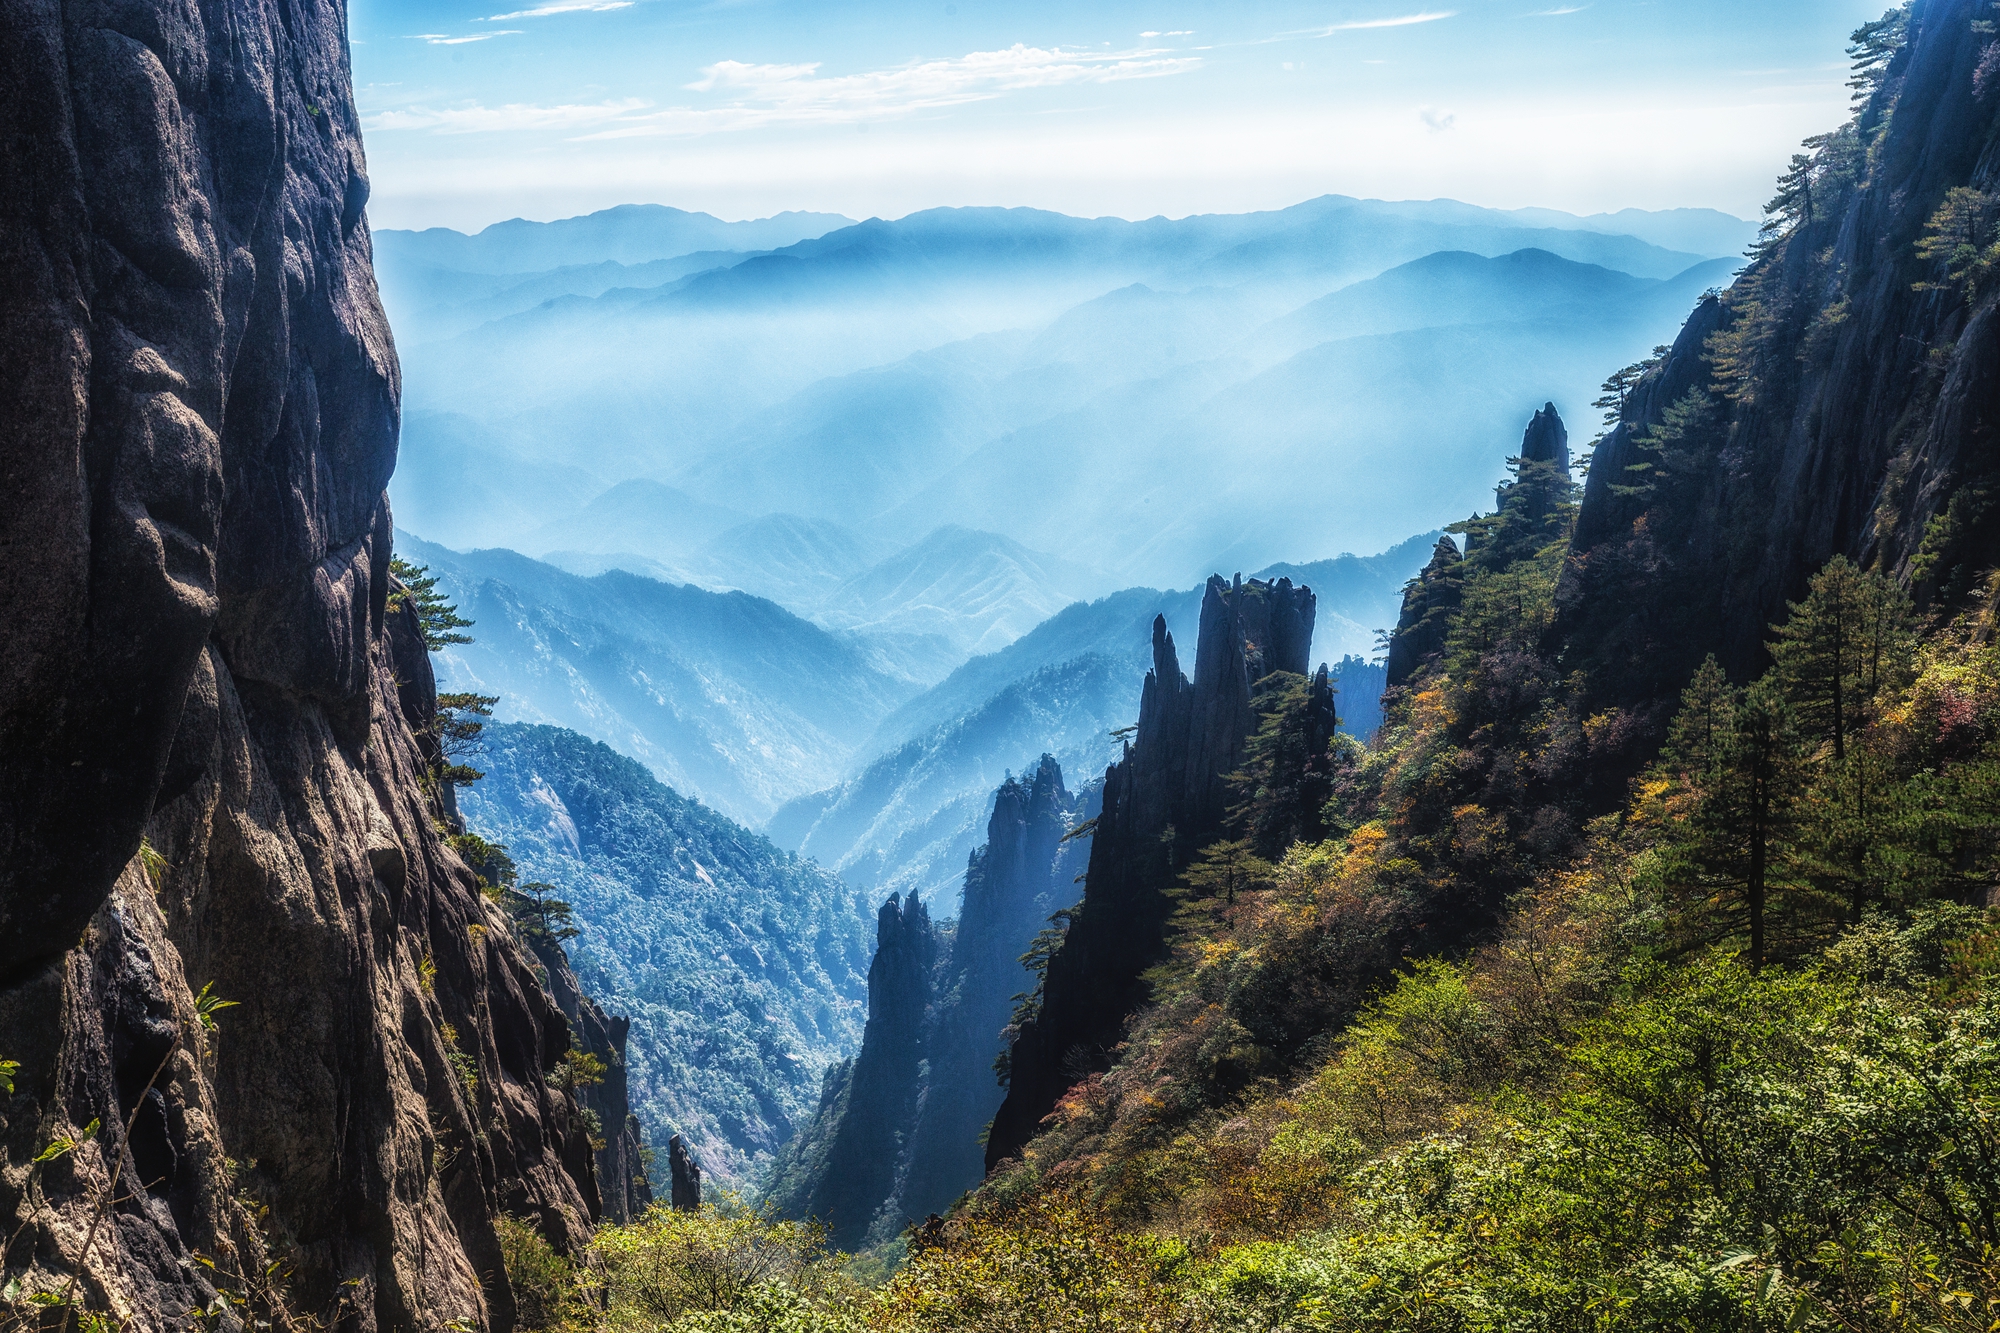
[350,0,1891,232]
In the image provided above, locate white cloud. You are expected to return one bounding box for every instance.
[364,43,1201,138]
[1420,105,1457,130]
[365,97,651,132]
[1254,12,1456,44]
[407,30,521,44]
[479,2,633,19]
[560,43,1202,138]
[1526,5,1588,14]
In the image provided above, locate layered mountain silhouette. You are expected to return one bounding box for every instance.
[396,533,921,824]
[381,198,1746,584]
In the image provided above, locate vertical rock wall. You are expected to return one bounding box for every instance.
[986,576,1316,1169]
[1560,0,2000,701]
[0,1,605,1328]
[897,758,1093,1222]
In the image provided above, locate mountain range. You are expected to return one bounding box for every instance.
[381,198,1748,585]
[408,523,1432,871]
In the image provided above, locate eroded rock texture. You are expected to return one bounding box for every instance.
[897,758,1092,1224]
[763,893,936,1251]
[0,2,603,1327]
[986,576,1316,1168]
[1560,0,2000,707]
[535,937,655,1226]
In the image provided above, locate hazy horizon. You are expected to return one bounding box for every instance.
[351,0,1887,233]
[375,191,1754,237]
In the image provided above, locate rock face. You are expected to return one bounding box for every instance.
[986,576,1316,1169]
[668,1135,702,1211]
[763,759,1093,1244]
[1560,0,2000,706]
[1384,538,1465,689]
[763,894,936,1250]
[534,939,655,1226]
[897,758,1093,1223]
[1520,400,1570,472]
[0,3,605,1328]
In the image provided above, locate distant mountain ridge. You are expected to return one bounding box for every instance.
[376,203,854,274]
[397,532,921,825]
[389,214,1735,582]
[382,195,1746,583]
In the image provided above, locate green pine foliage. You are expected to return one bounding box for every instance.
[389,556,473,651]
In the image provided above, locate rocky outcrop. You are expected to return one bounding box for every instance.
[0,2,601,1328]
[668,1134,702,1211]
[1521,400,1571,472]
[534,940,654,1226]
[763,894,935,1250]
[896,758,1093,1223]
[1559,0,2000,706]
[1384,538,1465,688]
[986,576,1316,1169]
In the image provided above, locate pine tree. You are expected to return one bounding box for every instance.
[1180,839,1276,906]
[1768,555,1915,765]
[1228,671,1340,856]
[389,556,473,651]
[1658,664,1808,969]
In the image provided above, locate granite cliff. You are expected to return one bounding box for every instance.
[986,576,1317,1168]
[895,759,1093,1224]
[762,894,936,1251]
[0,2,621,1327]
[765,759,1094,1244]
[1561,0,2000,715]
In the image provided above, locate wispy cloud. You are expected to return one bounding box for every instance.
[366,43,1201,139]
[406,30,521,44]
[1256,12,1457,43]
[611,43,1201,136]
[1322,10,1457,31]
[1139,30,1195,37]
[1525,5,1587,14]
[366,97,651,132]
[1419,105,1456,130]
[479,2,632,19]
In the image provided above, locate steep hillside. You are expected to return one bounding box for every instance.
[458,724,876,1189]
[397,535,920,823]
[0,6,613,1328]
[1561,0,2000,718]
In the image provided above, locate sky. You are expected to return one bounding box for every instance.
[349,0,1894,233]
